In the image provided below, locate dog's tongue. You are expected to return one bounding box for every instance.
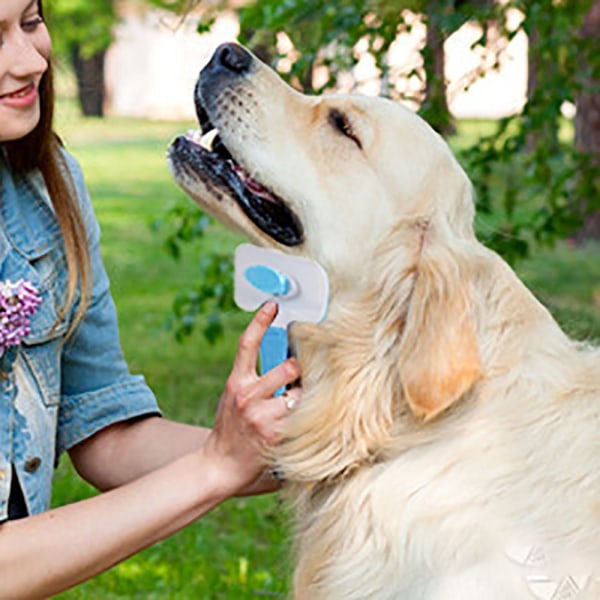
[185,129,275,202]
[231,163,277,202]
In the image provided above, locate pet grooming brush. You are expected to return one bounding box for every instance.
[234,243,329,395]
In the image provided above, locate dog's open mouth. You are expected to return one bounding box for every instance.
[170,103,304,247]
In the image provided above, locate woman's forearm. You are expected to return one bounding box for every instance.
[69,416,212,491]
[0,446,232,599]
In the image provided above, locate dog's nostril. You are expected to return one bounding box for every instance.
[215,43,252,74]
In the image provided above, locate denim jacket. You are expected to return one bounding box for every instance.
[0,148,160,519]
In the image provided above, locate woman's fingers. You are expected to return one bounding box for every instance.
[254,357,301,401]
[232,301,278,375]
[229,301,301,399]
[231,358,300,411]
[239,385,302,447]
[207,302,303,495]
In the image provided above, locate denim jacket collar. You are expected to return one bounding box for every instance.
[0,149,60,264]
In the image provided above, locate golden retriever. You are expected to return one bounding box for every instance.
[168,43,600,599]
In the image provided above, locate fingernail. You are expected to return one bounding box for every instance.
[262,300,278,315]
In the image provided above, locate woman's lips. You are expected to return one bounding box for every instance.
[0,83,38,108]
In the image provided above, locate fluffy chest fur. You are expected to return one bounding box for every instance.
[275,247,600,599]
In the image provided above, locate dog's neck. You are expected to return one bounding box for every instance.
[275,225,425,485]
[276,228,590,488]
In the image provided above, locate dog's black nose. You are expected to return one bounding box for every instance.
[211,43,252,74]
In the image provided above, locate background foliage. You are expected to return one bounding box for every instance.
[46,0,117,115]
[46,0,116,58]
[45,0,599,337]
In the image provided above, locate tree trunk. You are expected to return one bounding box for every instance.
[422,3,454,136]
[525,10,560,152]
[573,0,600,242]
[71,45,106,117]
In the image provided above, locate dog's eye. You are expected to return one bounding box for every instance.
[329,109,362,149]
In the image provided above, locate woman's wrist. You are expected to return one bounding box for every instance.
[194,436,260,501]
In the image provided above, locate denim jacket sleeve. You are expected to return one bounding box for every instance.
[55,151,161,456]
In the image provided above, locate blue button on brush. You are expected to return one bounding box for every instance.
[244,265,290,297]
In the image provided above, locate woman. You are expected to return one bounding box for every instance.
[0,0,301,596]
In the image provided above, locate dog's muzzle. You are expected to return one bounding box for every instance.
[168,43,305,247]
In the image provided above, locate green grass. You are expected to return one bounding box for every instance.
[50,109,599,598]
[52,110,293,599]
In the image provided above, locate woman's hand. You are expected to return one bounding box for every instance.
[0,304,301,598]
[202,301,302,497]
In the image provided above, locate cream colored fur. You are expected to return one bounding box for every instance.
[172,46,600,599]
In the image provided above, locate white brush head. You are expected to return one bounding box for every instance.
[234,244,329,328]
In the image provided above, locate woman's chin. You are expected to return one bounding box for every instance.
[0,104,41,143]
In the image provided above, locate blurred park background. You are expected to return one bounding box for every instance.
[45,0,599,597]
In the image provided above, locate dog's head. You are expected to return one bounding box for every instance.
[169,43,474,286]
[169,43,482,424]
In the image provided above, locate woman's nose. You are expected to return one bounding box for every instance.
[8,31,48,79]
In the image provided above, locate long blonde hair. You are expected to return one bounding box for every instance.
[5,0,90,331]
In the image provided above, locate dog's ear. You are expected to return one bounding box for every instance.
[398,231,483,421]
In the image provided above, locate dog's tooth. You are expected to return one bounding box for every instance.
[200,129,219,151]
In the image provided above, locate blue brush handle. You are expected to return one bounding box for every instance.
[259,326,288,396]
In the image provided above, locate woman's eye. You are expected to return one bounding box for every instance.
[329,109,362,149]
[22,16,44,32]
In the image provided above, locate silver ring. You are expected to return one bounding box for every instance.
[284,395,296,411]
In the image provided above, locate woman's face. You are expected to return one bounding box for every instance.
[0,0,51,143]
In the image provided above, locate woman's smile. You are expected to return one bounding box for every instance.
[0,82,38,108]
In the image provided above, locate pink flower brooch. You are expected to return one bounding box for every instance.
[0,279,42,357]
